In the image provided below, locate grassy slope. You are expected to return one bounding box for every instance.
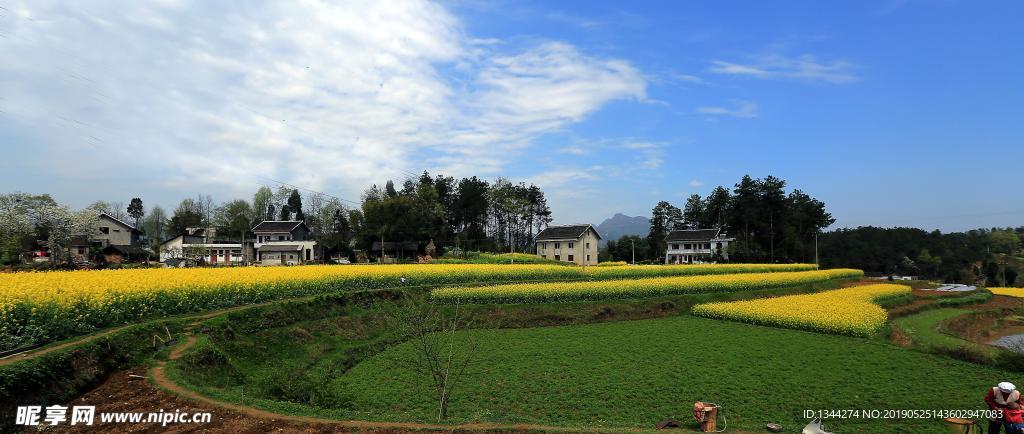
[891,308,975,350]
[337,315,1012,433]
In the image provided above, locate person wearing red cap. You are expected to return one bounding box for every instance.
[987,382,1023,434]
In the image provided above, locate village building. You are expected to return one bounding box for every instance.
[252,220,318,266]
[65,212,151,263]
[159,227,248,266]
[535,224,601,266]
[664,228,734,264]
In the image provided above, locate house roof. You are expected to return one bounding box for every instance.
[257,244,304,252]
[251,220,308,233]
[666,228,722,242]
[535,224,601,241]
[101,244,153,257]
[99,212,141,232]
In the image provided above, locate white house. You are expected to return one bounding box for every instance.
[665,228,734,264]
[252,220,317,266]
[159,227,246,266]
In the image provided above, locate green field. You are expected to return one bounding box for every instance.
[892,308,975,350]
[176,310,1014,433]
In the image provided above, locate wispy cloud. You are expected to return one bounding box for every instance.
[558,145,589,155]
[0,1,646,202]
[696,100,760,118]
[688,180,704,187]
[709,54,859,84]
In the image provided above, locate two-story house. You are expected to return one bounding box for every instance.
[159,227,248,266]
[252,220,318,266]
[535,224,601,266]
[664,228,734,264]
[68,212,150,263]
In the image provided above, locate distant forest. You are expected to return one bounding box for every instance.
[820,226,1023,285]
[604,175,833,264]
[600,174,1023,286]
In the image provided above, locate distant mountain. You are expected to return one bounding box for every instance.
[595,213,650,246]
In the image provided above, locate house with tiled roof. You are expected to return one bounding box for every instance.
[535,224,601,266]
[664,227,734,264]
[252,220,317,265]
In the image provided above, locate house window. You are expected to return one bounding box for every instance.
[540,242,546,249]
[99,227,109,234]
[673,244,679,250]
[77,247,85,254]
[716,242,722,249]
[569,242,574,249]
[586,254,590,261]
[555,243,560,249]
[567,255,574,262]
[278,235,286,241]
[555,255,560,261]
[586,242,590,249]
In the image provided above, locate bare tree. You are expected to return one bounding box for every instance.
[384,295,482,421]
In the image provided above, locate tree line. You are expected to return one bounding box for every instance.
[0,171,553,265]
[604,175,834,264]
[819,226,1023,285]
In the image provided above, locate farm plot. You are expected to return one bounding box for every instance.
[430,268,862,303]
[205,314,1012,432]
[989,287,1024,298]
[692,283,909,336]
[0,263,817,351]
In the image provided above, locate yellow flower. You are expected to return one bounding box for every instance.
[692,283,910,336]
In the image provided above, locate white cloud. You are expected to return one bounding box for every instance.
[622,141,660,150]
[688,180,704,188]
[558,146,589,155]
[696,100,760,118]
[709,54,858,84]
[0,1,645,203]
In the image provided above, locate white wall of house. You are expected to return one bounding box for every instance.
[159,236,243,265]
[536,229,600,266]
[665,239,731,264]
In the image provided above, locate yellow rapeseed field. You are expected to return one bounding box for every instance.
[988,287,1024,298]
[431,268,862,303]
[692,283,910,336]
[0,263,817,351]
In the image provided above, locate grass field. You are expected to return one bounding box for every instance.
[891,308,976,350]
[175,312,1015,433]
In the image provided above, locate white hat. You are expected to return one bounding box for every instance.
[999,382,1016,393]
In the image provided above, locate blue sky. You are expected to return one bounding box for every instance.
[1,0,1021,231]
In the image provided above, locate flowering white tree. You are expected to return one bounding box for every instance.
[41,202,102,265]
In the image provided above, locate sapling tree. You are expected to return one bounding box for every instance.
[383,295,481,421]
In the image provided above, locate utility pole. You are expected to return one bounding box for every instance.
[769,213,774,263]
[814,229,819,266]
[631,239,635,265]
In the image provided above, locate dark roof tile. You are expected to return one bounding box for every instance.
[666,228,722,242]
[252,220,307,233]
[536,224,600,241]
